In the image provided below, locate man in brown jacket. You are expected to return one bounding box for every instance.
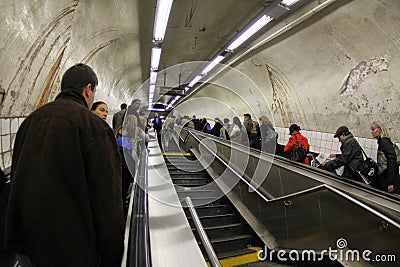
[5,64,124,267]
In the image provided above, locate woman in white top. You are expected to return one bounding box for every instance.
[230,116,247,145]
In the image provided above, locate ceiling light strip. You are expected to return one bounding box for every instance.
[188,75,202,88]
[226,15,272,51]
[151,47,162,70]
[153,0,174,41]
[201,55,225,75]
[281,0,300,6]
[150,71,157,85]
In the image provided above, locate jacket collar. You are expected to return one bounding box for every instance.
[55,90,88,108]
[342,133,354,144]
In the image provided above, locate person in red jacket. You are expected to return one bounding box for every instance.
[284,124,310,165]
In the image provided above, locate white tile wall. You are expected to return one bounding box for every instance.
[275,126,389,161]
[0,118,398,170]
[0,117,25,169]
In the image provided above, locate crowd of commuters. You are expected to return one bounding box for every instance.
[177,113,399,195]
[108,105,400,196]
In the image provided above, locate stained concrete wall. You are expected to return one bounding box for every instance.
[0,0,141,117]
[225,0,400,139]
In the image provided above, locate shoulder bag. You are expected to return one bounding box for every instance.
[377,142,400,174]
[356,147,378,184]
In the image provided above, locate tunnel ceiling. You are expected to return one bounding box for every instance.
[0,0,278,115]
[139,0,273,109]
[143,0,271,70]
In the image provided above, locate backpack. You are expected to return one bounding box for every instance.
[377,142,400,174]
[249,121,259,139]
[289,136,308,162]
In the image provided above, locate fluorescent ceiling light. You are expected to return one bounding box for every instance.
[201,55,225,75]
[281,0,300,6]
[150,108,165,112]
[168,95,180,106]
[153,0,174,41]
[151,47,162,70]
[149,84,156,94]
[188,75,202,87]
[227,15,272,51]
[150,71,157,84]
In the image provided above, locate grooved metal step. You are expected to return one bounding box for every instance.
[164,153,263,262]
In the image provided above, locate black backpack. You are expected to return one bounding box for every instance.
[356,148,378,184]
[289,136,308,162]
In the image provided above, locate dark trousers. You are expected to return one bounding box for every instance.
[16,254,35,267]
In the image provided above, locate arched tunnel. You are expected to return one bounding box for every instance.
[1,0,400,266]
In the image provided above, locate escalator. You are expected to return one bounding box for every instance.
[163,139,263,265]
[175,128,400,267]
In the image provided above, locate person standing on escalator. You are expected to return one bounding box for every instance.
[284,124,310,165]
[5,63,124,267]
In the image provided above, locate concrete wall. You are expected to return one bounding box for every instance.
[0,0,141,117]
[231,0,400,139]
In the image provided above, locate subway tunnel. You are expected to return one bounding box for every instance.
[0,0,400,266]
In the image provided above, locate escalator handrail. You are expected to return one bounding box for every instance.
[181,128,400,229]
[125,148,152,267]
[184,197,221,267]
[182,127,400,203]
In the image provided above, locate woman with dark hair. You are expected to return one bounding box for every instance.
[371,121,400,193]
[210,118,223,137]
[91,101,108,121]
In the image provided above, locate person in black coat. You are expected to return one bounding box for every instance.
[152,113,163,149]
[321,126,364,181]
[210,118,223,137]
[370,121,400,193]
[5,64,124,267]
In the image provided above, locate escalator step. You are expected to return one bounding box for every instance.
[187,213,237,228]
[211,234,253,244]
[199,234,254,254]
